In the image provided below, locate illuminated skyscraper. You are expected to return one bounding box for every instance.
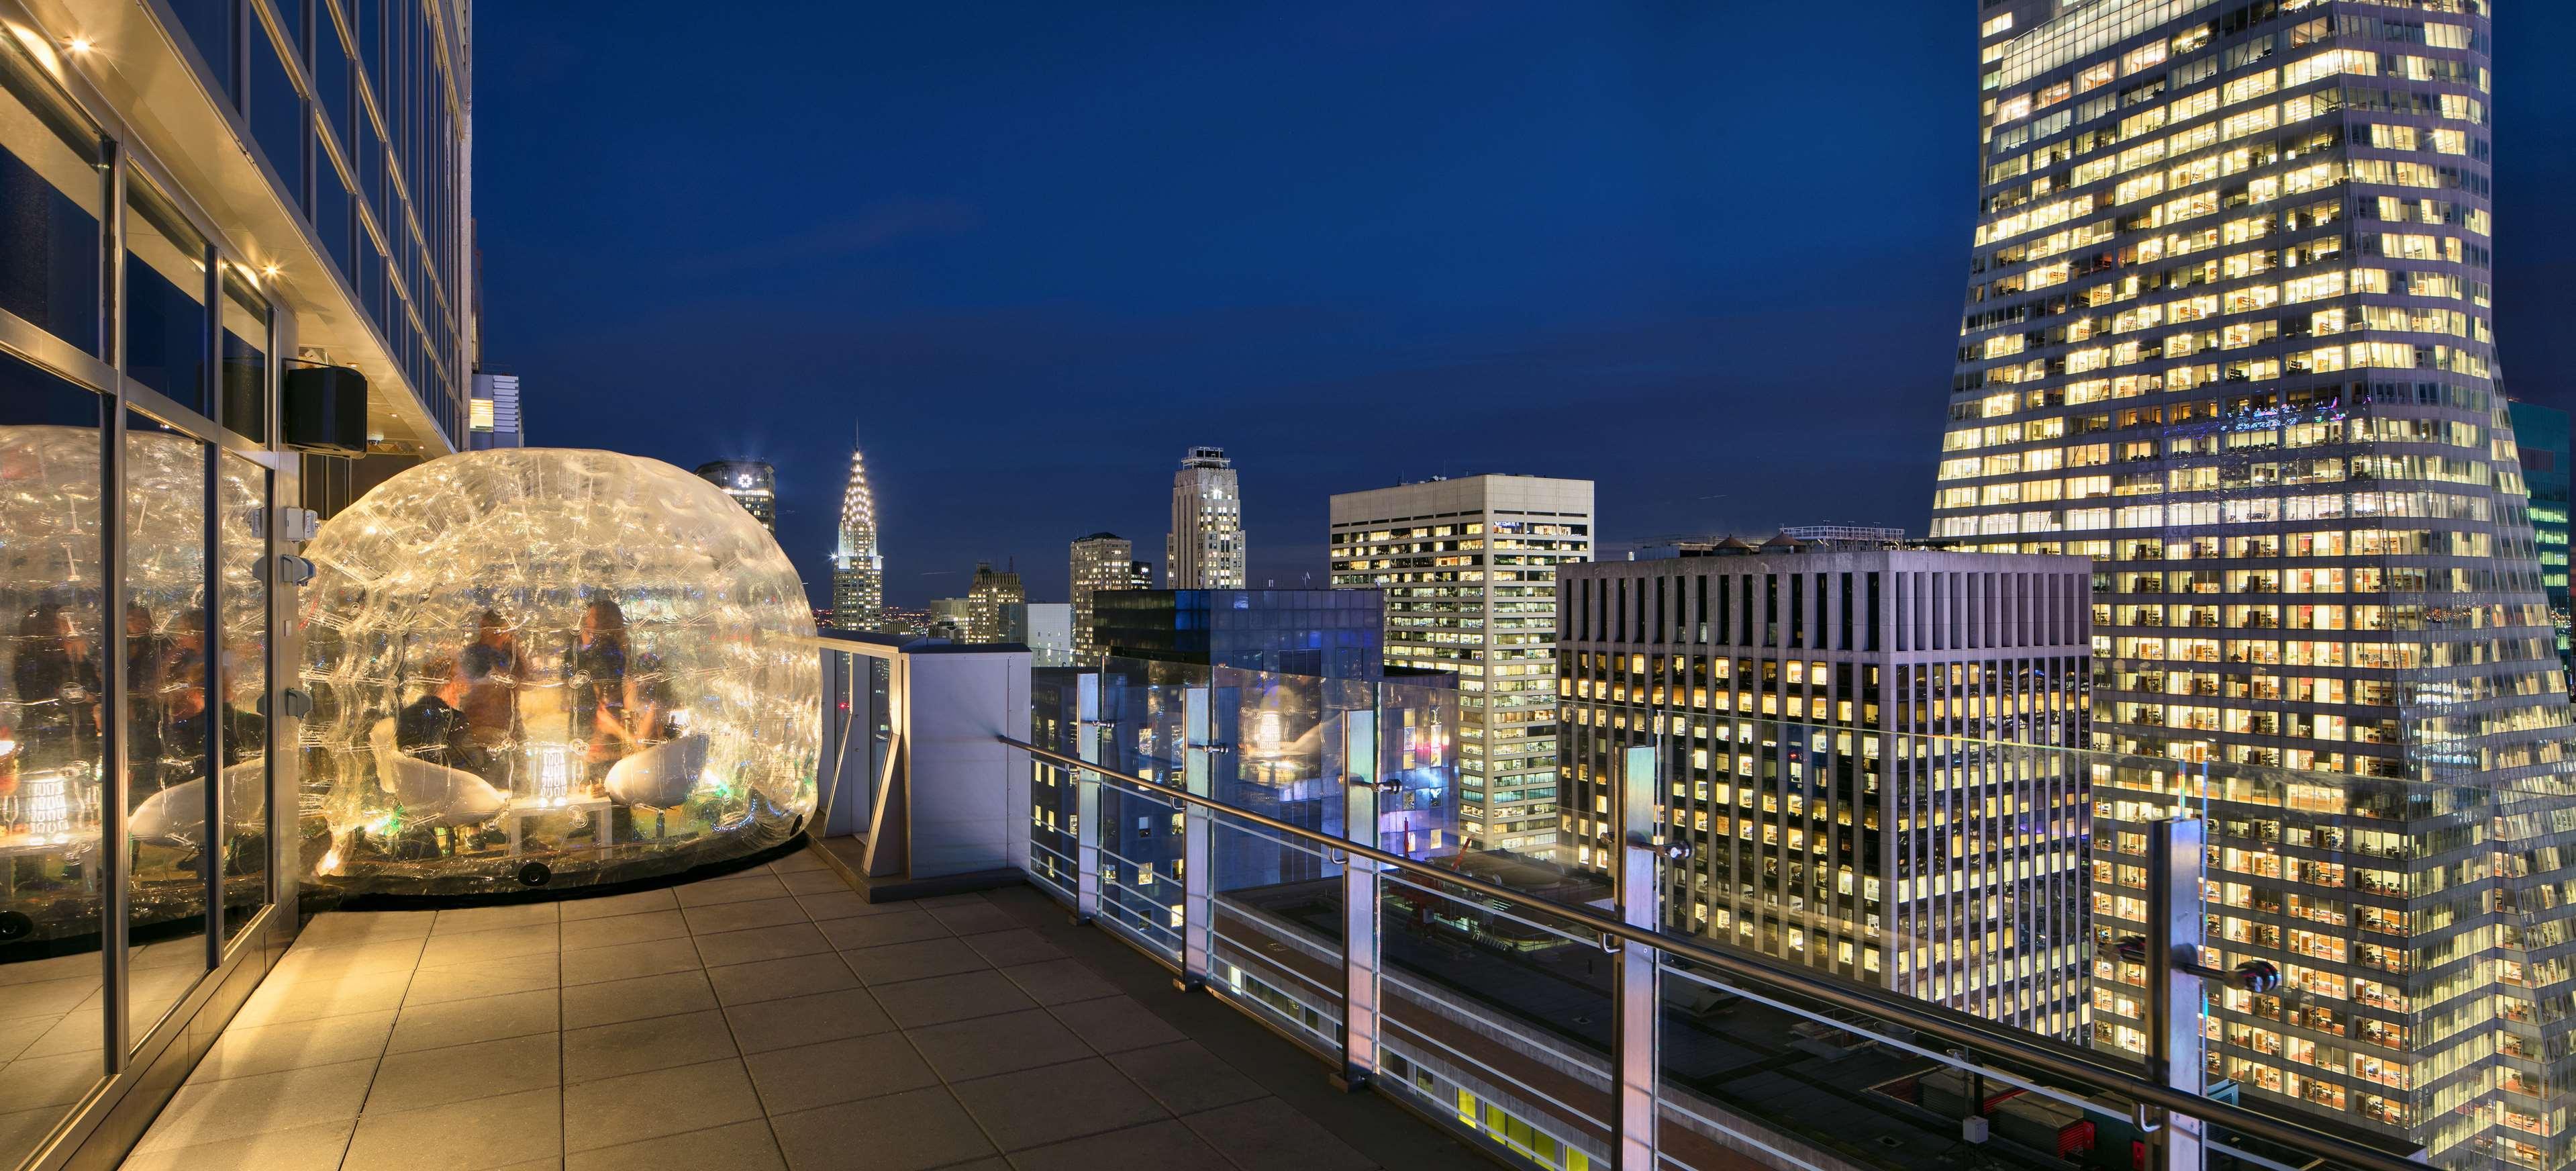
[830,433,883,632]
[1330,475,1591,853]
[693,459,776,532]
[1167,447,1246,588]
[1558,545,2093,1037]
[1940,4,2575,1162]
[1069,532,1136,665]
[966,561,1026,645]
[2512,400,2571,681]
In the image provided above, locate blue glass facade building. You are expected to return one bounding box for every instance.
[2514,400,2573,684]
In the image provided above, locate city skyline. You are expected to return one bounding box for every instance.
[475,5,2576,616]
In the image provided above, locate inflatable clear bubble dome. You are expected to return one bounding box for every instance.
[299,449,820,896]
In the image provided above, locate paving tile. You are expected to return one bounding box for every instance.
[742,1031,936,1114]
[1,976,99,1023]
[231,968,412,1027]
[1104,1040,1268,1115]
[674,874,789,907]
[563,1058,764,1153]
[998,959,1120,1006]
[417,923,560,970]
[559,887,681,922]
[817,911,948,950]
[432,902,561,936]
[566,1118,784,1171]
[913,894,989,908]
[682,896,809,936]
[1048,994,1187,1054]
[0,952,104,986]
[1178,1096,1374,1171]
[949,1056,1168,1151]
[363,1031,559,1114]
[770,849,828,874]
[342,1084,561,1171]
[191,1009,397,1082]
[565,1008,738,1083]
[116,1117,358,1171]
[869,970,1036,1029]
[562,936,703,986]
[925,901,1019,935]
[839,938,987,985]
[722,987,894,1054]
[791,890,879,921]
[779,869,850,896]
[562,969,719,1030]
[263,937,428,983]
[904,1007,1093,1082]
[17,1009,103,1060]
[766,1085,994,1171]
[694,921,832,969]
[0,1017,52,1064]
[404,953,560,1006]
[958,927,1064,967]
[384,987,560,1055]
[0,1049,113,1109]
[704,953,858,1006]
[134,1058,377,1152]
[1007,1119,1232,1171]
[293,910,436,949]
[560,908,689,952]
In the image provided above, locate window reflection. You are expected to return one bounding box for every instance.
[0,355,107,1164]
[0,34,107,356]
[121,412,212,1047]
[217,454,268,939]
[122,183,211,414]
[219,270,269,442]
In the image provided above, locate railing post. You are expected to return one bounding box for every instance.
[2146,816,2208,1171]
[1075,673,1103,925]
[1335,708,1381,1092]
[1613,743,1661,1171]
[813,649,844,836]
[1179,685,1213,992]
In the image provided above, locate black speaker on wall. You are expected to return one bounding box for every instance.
[283,365,370,455]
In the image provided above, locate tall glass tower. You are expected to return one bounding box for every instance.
[1167,447,1248,588]
[832,434,884,631]
[1935,3,2576,1166]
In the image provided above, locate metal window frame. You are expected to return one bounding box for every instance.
[0,5,303,1165]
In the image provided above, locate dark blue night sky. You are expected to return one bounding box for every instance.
[473,2,2576,608]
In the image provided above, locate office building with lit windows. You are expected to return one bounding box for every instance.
[966,561,1026,645]
[1558,546,2093,1037]
[1330,475,1591,853]
[830,432,883,632]
[1069,531,1137,665]
[468,370,522,449]
[0,0,470,1162]
[694,459,776,532]
[1167,446,1246,588]
[2511,399,2570,682]
[1944,2,2576,1161]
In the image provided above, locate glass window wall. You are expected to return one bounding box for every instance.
[121,181,211,414]
[0,357,108,1169]
[0,28,285,1164]
[0,56,105,357]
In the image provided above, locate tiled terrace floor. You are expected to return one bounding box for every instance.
[121,847,1490,1170]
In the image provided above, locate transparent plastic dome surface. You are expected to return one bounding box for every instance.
[300,448,820,896]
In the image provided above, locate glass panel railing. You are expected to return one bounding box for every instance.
[1007,663,2472,1171]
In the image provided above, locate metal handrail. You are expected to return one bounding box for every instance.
[997,733,2427,1171]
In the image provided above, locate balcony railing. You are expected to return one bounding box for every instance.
[955,657,2493,1171]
